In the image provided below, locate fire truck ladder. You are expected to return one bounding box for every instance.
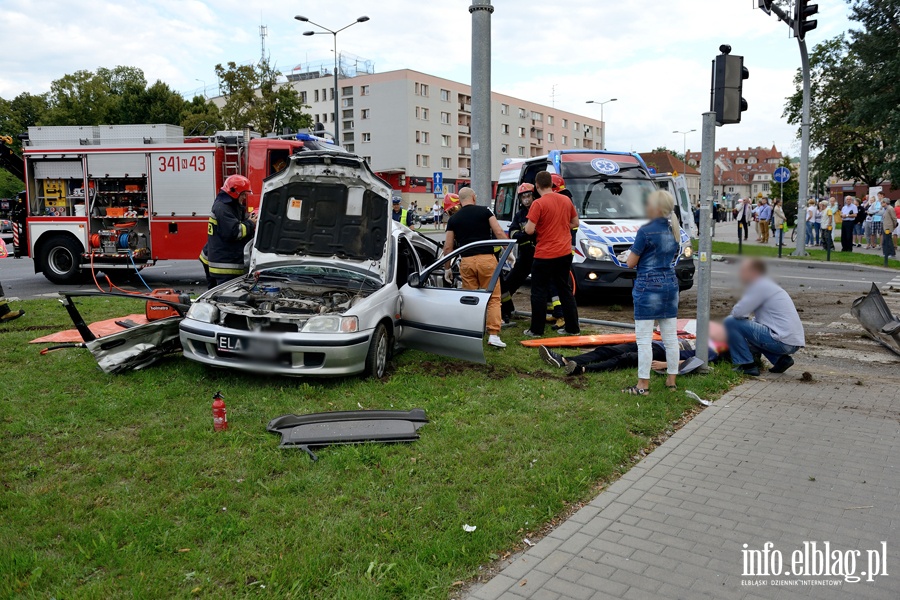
[221,140,242,179]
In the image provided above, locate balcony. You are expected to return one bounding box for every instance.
[458,168,470,177]
[458,125,470,134]
[530,136,543,147]
[459,147,471,156]
[459,103,471,113]
[531,120,543,130]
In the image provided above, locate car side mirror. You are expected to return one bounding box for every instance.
[407,272,422,288]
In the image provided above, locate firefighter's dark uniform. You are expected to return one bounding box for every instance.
[501,204,536,320]
[199,191,256,289]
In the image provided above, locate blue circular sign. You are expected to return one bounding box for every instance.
[773,167,791,184]
[590,158,620,175]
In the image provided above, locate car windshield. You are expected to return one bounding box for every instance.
[258,264,381,289]
[564,176,656,220]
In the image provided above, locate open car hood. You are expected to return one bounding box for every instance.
[252,151,391,269]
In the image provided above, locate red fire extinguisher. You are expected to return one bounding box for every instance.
[212,391,228,432]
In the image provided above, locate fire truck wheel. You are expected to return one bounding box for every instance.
[39,235,84,284]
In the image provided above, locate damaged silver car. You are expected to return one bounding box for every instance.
[180,150,513,378]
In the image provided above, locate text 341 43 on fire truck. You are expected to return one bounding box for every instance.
[5,124,337,284]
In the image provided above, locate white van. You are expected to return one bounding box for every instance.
[494,150,695,293]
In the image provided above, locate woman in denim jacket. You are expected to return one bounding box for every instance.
[623,190,682,395]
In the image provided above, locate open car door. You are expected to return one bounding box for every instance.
[398,240,515,363]
[673,175,696,239]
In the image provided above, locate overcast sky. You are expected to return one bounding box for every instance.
[2,0,851,155]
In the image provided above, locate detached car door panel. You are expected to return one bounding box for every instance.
[398,241,514,363]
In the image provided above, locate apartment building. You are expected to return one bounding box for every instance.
[283,69,605,204]
[685,145,783,202]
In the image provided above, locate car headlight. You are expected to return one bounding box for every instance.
[682,246,693,259]
[186,302,218,324]
[580,240,610,261]
[301,315,359,333]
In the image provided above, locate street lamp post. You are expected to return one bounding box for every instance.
[586,98,617,150]
[195,78,207,99]
[673,129,696,172]
[296,15,370,143]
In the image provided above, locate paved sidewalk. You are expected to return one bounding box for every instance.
[467,370,900,599]
[713,219,892,257]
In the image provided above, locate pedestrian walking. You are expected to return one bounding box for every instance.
[814,201,824,246]
[443,187,509,348]
[821,197,837,252]
[853,198,867,247]
[737,198,752,241]
[840,196,857,252]
[757,198,772,244]
[431,200,443,230]
[804,199,817,247]
[523,171,580,337]
[868,193,886,249]
[773,199,787,248]
[882,199,898,260]
[621,190,681,396]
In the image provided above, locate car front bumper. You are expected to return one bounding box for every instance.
[572,259,696,291]
[179,320,373,377]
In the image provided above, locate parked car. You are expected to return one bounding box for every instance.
[180,150,514,378]
[0,219,12,233]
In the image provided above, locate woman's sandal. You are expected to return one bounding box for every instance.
[622,386,649,396]
[666,385,678,391]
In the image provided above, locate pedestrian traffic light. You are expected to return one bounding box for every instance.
[712,46,749,126]
[794,0,818,41]
[758,0,773,15]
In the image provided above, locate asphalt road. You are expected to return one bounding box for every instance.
[1,254,895,301]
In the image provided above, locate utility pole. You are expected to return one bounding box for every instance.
[694,112,717,371]
[757,0,817,256]
[470,0,494,207]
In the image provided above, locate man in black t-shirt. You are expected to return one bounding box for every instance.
[444,187,509,348]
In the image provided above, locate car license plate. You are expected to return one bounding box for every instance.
[216,334,278,358]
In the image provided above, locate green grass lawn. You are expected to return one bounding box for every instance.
[0,297,740,599]
[708,241,899,268]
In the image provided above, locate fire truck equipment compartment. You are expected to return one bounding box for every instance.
[266,409,429,461]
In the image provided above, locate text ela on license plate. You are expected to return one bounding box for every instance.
[216,334,278,357]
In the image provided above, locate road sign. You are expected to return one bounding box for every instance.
[773,167,791,184]
[433,172,443,195]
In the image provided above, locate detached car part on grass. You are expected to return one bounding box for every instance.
[851,284,900,358]
[180,150,515,379]
[59,291,188,373]
[267,408,429,461]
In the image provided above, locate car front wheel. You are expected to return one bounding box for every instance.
[363,324,390,379]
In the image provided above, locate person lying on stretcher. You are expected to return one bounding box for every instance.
[538,321,728,376]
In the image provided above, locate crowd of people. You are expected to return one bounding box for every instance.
[439,170,805,395]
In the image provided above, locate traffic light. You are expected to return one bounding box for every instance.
[712,46,749,126]
[758,0,773,15]
[794,0,818,41]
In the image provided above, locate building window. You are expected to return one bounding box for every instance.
[344,121,354,131]
[561,118,568,128]
[518,127,526,138]
[442,157,451,169]
[763,183,770,192]
[415,82,429,96]
[531,111,543,121]
[361,109,370,120]
[330,112,335,122]
[342,98,353,108]
[341,86,353,96]
[562,135,567,145]
[314,90,320,102]
[416,155,430,167]
[440,89,451,101]
[363,156,371,163]
[414,106,429,120]
[362,132,371,143]
[501,143,509,154]
[329,88,334,101]
[342,109,354,119]
[501,104,509,115]
[360,85,370,96]
[422,107,428,120]
[299,91,308,103]
[416,131,429,144]
[573,121,579,131]
[547,133,554,142]
[441,134,451,147]
[441,111,451,124]
[518,108,527,118]
[501,124,510,135]
[518,146,525,157]
[345,144,355,152]
[547,115,554,126]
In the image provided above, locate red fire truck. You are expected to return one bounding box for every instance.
[10,124,316,283]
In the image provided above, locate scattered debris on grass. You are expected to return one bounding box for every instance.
[686,390,710,406]
[463,524,477,533]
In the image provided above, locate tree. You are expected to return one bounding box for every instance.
[652,146,684,161]
[784,1,900,186]
[181,95,224,136]
[215,59,312,133]
[0,168,24,198]
[0,92,50,151]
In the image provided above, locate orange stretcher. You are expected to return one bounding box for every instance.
[520,319,697,348]
[30,314,149,344]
